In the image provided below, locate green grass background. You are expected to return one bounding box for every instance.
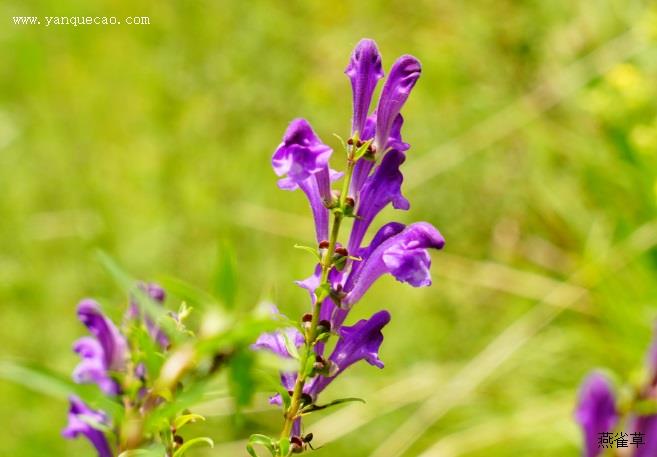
[3,0,657,455]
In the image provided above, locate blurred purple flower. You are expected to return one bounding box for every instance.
[575,372,618,457]
[126,282,169,348]
[62,396,112,457]
[72,337,120,395]
[73,300,127,394]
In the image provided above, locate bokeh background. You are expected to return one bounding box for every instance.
[3,0,657,455]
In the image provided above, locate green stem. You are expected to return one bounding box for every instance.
[279,152,357,446]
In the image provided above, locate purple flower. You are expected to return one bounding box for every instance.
[253,327,305,359]
[72,337,120,395]
[575,372,618,457]
[345,39,384,137]
[374,55,421,153]
[62,396,112,457]
[273,119,339,242]
[309,310,391,397]
[74,300,127,394]
[348,149,409,253]
[252,307,306,404]
[343,222,445,307]
[273,119,333,189]
[127,282,169,348]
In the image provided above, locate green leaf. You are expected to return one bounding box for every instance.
[173,413,205,431]
[117,444,166,457]
[352,139,373,161]
[293,244,320,261]
[157,275,220,309]
[246,434,276,457]
[300,397,365,415]
[172,437,214,457]
[118,449,164,457]
[213,240,238,308]
[0,359,123,419]
[278,437,290,457]
[634,398,657,415]
[302,351,316,378]
[228,351,256,410]
[282,332,301,360]
[130,324,165,384]
[144,379,209,433]
[332,133,347,151]
[315,283,330,303]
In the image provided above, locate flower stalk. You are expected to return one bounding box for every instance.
[280,145,357,440]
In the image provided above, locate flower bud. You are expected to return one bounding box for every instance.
[317,319,331,334]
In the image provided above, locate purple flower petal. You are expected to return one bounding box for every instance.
[374,55,421,153]
[77,300,127,372]
[348,149,409,254]
[574,372,618,457]
[331,222,405,331]
[274,119,342,241]
[252,327,304,359]
[272,119,332,188]
[310,310,391,396]
[62,396,112,457]
[72,337,119,395]
[348,115,409,202]
[343,222,444,306]
[630,414,657,457]
[345,39,384,137]
[298,175,330,243]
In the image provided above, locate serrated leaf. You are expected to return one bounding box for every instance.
[300,397,365,415]
[173,413,205,431]
[246,434,276,457]
[172,437,214,457]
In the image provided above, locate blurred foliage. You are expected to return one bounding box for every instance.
[3,0,657,456]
